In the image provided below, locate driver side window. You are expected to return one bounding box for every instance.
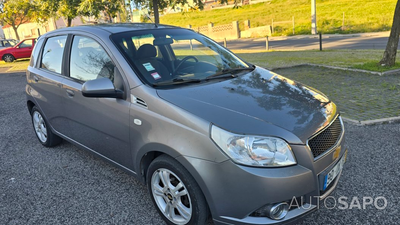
[19,40,33,48]
[70,36,115,83]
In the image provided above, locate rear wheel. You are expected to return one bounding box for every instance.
[3,54,15,63]
[147,155,209,225]
[31,106,62,147]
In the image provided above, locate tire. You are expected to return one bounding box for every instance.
[147,155,209,225]
[3,54,15,63]
[31,106,62,147]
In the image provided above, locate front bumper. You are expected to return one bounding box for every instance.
[177,139,347,225]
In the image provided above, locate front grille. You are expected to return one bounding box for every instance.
[308,117,343,158]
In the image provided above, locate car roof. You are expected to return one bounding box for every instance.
[47,23,181,35]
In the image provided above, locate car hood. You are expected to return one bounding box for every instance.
[156,67,337,144]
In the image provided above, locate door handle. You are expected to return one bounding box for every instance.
[33,75,39,82]
[66,89,75,97]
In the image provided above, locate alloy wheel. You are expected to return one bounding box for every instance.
[33,111,48,143]
[151,168,192,224]
[3,54,14,62]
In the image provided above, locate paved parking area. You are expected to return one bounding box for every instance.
[1,72,399,225]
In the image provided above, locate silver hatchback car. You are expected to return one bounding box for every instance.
[26,24,347,225]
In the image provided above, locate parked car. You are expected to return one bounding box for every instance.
[0,39,19,49]
[26,24,347,225]
[0,38,36,62]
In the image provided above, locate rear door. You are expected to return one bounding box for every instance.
[28,35,69,134]
[61,34,132,168]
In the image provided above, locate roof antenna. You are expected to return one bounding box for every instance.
[145,13,158,28]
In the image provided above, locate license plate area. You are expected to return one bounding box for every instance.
[320,151,347,191]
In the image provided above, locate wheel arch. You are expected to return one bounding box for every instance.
[137,145,214,218]
[27,100,35,115]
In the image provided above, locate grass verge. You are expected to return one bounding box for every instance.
[234,50,400,72]
[274,65,400,121]
[352,61,400,72]
[0,59,29,73]
[161,0,396,36]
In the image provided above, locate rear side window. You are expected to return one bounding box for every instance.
[30,37,45,67]
[69,36,115,83]
[41,36,67,74]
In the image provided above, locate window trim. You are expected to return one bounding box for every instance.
[67,34,116,83]
[37,35,69,76]
[39,35,68,75]
[37,30,129,100]
[65,34,128,99]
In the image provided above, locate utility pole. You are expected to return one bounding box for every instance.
[311,0,317,34]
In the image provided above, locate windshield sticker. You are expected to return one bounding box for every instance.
[151,72,161,80]
[143,63,155,71]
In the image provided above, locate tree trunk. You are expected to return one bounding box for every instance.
[153,0,159,24]
[12,26,20,40]
[67,18,72,27]
[380,0,400,66]
[129,0,134,22]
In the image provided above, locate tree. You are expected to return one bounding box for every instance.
[30,0,59,24]
[131,0,205,24]
[58,0,83,27]
[32,0,82,27]
[380,0,400,67]
[79,0,123,23]
[0,0,32,40]
[138,0,236,24]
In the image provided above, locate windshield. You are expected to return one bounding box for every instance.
[111,28,250,87]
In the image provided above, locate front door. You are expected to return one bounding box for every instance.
[15,39,34,58]
[61,35,132,168]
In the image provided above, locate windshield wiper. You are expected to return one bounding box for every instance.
[152,78,201,87]
[205,66,255,80]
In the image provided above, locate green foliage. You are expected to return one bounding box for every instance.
[58,0,82,26]
[160,0,397,36]
[30,0,59,23]
[79,0,124,22]
[0,0,33,39]
[31,0,83,26]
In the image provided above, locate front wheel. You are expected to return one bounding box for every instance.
[3,54,15,63]
[147,155,209,225]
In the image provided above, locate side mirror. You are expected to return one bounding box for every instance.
[82,78,123,99]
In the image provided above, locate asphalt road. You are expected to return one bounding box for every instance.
[1,72,399,225]
[219,34,391,51]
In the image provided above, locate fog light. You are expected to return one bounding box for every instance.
[268,203,289,220]
[250,202,289,220]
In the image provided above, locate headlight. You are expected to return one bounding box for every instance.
[211,125,296,167]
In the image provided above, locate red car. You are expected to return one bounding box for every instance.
[0,38,36,62]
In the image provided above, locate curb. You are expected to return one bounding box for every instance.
[342,116,400,126]
[270,63,400,76]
